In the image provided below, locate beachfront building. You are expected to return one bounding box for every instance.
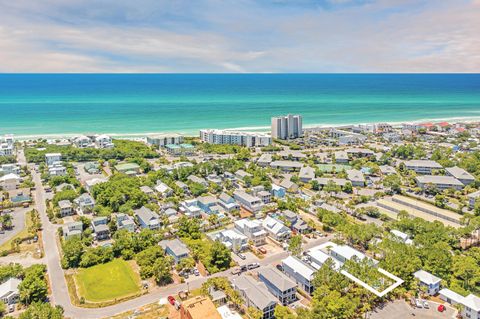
[271,114,302,140]
[199,129,271,147]
[146,133,184,147]
[0,134,14,156]
[165,143,195,156]
[94,134,114,148]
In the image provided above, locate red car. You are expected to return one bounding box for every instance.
[168,296,176,306]
[438,304,446,312]
[258,247,267,254]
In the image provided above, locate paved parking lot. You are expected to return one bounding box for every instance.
[370,300,455,319]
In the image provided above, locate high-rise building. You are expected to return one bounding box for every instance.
[271,114,302,140]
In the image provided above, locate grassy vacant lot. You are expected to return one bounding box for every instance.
[75,259,141,302]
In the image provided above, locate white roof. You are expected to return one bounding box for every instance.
[330,244,367,261]
[0,173,20,182]
[464,294,480,312]
[217,305,243,319]
[0,278,21,299]
[440,288,467,304]
[307,249,341,270]
[282,256,315,280]
[414,270,441,285]
[390,229,409,241]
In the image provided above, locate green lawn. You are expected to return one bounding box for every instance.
[75,259,141,302]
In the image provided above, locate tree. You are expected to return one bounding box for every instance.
[274,305,297,319]
[382,174,401,193]
[19,302,64,319]
[0,301,6,316]
[246,306,263,319]
[176,257,196,273]
[342,182,353,194]
[177,217,201,239]
[209,241,232,272]
[61,237,84,268]
[288,235,302,257]
[153,256,174,285]
[18,265,48,305]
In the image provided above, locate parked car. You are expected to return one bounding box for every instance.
[231,268,241,275]
[276,264,283,272]
[423,300,429,309]
[168,296,176,306]
[237,253,246,260]
[258,247,267,254]
[240,265,247,272]
[247,263,260,270]
[415,299,423,308]
[193,269,200,276]
[8,304,14,313]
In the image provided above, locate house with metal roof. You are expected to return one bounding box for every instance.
[0,278,21,305]
[262,216,291,242]
[134,206,160,230]
[414,270,441,295]
[445,166,475,185]
[159,238,190,264]
[258,266,297,305]
[231,275,277,319]
[281,256,316,294]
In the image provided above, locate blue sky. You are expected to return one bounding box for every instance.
[0,0,479,72]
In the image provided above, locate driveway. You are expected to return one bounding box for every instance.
[0,207,28,246]
[369,299,456,319]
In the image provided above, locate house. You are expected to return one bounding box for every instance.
[73,193,95,214]
[180,296,221,319]
[231,275,277,319]
[58,200,74,217]
[164,208,180,224]
[279,179,299,193]
[299,166,315,182]
[440,289,480,319]
[257,190,272,204]
[235,169,252,180]
[159,238,190,263]
[0,278,21,305]
[216,305,242,319]
[329,244,374,264]
[346,169,365,187]
[115,213,136,232]
[334,151,349,163]
[48,164,67,176]
[155,181,173,197]
[415,175,464,191]
[180,199,202,218]
[140,185,155,197]
[197,195,218,214]
[468,190,480,209]
[234,218,266,246]
[115,163,141,175]
[74,135,92,148]
[404,160,442,174]
[282,256,316,294]
[45,153,62,166]
[95,134,114,149]
[262,215,291,241]
[85,177,108,192]
[62,221,83,240]
[175,181,190,193]
[214,229,248,253]
[379,165,397,175]
[0,173,20,191]
[258,266,297,305]
[270,161,303,172]
[92,217,109,240]
[218,192,240,212]
[233,190,264,213]
[414,270,441,295]
[390,229,413,245]
[445,166,475,185]
[271,184,286,198]
[84,162,100,174]
[134,206,160,230]
[257,153,273,167]
[188,175,208,186]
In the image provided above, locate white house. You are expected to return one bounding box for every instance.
[0,173,20,191]
[414,270,441,295]
[440,289,480,319]
[0,278,21,305]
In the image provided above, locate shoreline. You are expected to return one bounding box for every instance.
[8,115,480,141]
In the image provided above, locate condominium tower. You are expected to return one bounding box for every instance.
[271,114,303,140]
[200,129,271,147]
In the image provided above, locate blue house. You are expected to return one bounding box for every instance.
[271,184,286,198]
[159,238,190,264]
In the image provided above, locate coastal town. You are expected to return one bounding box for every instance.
[1,115,480,319]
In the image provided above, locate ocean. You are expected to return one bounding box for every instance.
[0,74,479,138]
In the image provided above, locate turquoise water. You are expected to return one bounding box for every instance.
[0,74,479,137]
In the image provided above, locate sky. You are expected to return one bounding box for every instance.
[0,0,479,73]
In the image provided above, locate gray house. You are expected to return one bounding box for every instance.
[258,266,297,305]
[159,238,190,264]
[231,275,277,319]
[134,206,160,230]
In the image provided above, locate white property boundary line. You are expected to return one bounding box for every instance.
[340,268,404,297]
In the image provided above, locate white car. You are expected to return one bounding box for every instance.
[415,299,423,308]
[423,300,429,309]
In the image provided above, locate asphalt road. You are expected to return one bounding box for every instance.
[0,207,28,246]
[31,163,332,319]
